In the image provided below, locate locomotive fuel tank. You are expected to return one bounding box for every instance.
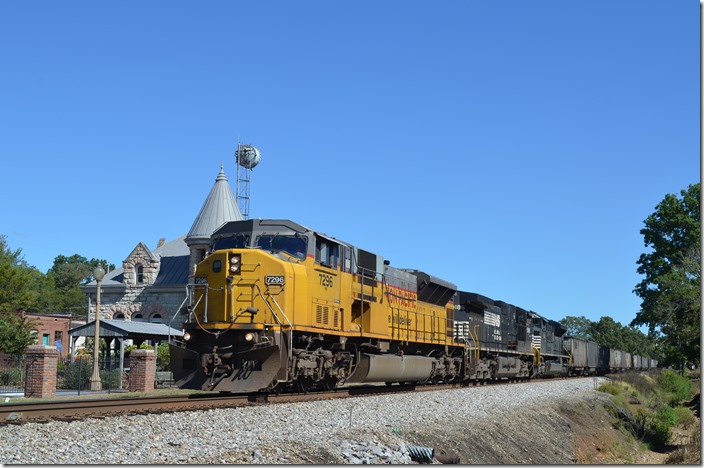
[345,354,435,384]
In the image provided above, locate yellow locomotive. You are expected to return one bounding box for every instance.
[169,219,464,392]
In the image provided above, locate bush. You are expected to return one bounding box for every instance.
[57,358,91,390]
[657,406,677,426]
[658,370,691,404]
[156,343,170,371]
[650,417,672,447]
[598,382,621,396]
[672,406,695,427]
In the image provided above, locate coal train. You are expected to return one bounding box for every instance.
[169,219,656,393]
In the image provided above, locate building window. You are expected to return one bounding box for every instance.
[133,314,144,322]
[114,313,125,320]
[42,334,50,345]
[30,330,38,344]
[136,264,144,283]
[54,331,63,354]
[150,314,162,323]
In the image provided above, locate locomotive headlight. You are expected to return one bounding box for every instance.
[244,332,256,342]
[183,332,191,341]
[229,254,241,273]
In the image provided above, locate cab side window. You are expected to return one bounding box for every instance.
[315,236,339,269]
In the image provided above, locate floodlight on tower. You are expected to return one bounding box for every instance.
[235,143,261,219]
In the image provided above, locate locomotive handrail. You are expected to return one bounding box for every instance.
[168,288,190,343]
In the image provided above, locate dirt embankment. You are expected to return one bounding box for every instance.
[400,391,695,464]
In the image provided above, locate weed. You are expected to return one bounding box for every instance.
[658,370,692,404]
[598,382,621,396]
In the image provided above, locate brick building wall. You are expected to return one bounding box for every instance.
[0,312,72,361]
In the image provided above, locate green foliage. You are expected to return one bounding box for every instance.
[100,368,123,389]
[57,358,92,390]
[156,342,170,371]
[569,315,656,358]
[672,406,695,427]
[0,358,25,387]
[632,183,701,371]
[48,254,115,316]
[560,315,593,340]
[657,370,691,404]
[0,313,38,356]
[650,415,672,447]
[0,235,42,312]
[0,234,115,317]
[598,382,622,396]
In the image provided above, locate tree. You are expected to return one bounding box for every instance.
[560,315,593,340]
[589,316,625,350]
[47,254,115,316]
[632,183,701,371]
[0,312,38,356]
[0,235,41,312]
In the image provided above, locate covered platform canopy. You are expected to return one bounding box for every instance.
[68,318,183,344]
[68,319,183,389]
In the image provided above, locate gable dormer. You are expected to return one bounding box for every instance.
[123,242,160,286]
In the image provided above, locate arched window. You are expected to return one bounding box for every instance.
[136,264,144,283]
[133,314,144,322]
[150,314,162,323]
[114,313,125,320]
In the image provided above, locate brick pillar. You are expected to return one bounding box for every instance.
[25,345,58,399]
[128,349,156,392]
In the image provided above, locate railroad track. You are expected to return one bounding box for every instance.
[0,383,455,425]
[0,375,600,425]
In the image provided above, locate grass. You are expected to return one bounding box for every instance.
[598,369,700,458]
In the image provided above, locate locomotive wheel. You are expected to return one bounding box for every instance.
[270,382,288,395]
[296,378,314,393]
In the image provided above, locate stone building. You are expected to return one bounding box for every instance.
[81,165,243,331]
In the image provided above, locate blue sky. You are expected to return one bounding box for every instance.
[0,1,698,329]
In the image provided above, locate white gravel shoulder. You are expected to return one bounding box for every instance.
[0,377,607,464]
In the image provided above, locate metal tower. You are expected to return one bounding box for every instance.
[235,143,261,220]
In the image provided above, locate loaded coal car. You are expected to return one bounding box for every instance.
[609,349,626,372]
[596,343,610,374]
[563,338,610,376]
[624,352,633,370]
[564,337,591,375]
[633,354,642,371]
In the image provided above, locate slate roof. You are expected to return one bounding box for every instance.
[68,318,183,340]
[186,165,243,242]
[89,234,190,287]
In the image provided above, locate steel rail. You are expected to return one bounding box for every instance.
[0,374,598,426]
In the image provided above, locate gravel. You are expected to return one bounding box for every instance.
[0,377,608,464]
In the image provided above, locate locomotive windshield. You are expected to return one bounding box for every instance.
[256,234,308,259]
[212,233,250,251]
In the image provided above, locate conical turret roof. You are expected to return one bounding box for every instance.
[186,165,243,244]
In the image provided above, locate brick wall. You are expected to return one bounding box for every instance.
[25,345,58,399]
[128,349,156,392]
[26,314,72,359]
